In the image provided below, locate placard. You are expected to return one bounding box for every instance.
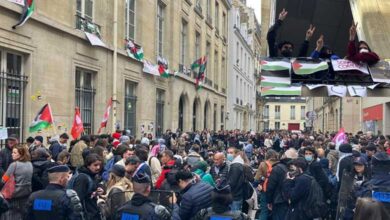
[331,59,369,75]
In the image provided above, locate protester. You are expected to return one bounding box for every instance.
[193,160,215,187]
[0,134,19,177]
[155,150,176,189]
[0,145,33,220]
[49,133,69,161]
[210,152,230,182]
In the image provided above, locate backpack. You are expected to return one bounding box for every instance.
[242,165,255,200]
[262,161,273,192]
[301,174,328,219]
[67,170,94,194]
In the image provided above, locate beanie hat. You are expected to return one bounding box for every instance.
[112,132,121,140]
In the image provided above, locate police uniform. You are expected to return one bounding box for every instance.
[115,174,170,220]
[25,165,84,220]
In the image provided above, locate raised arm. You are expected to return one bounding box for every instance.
[267,9,288,57]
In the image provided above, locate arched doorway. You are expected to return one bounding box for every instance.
[193,98,201,131]
[178,94,186,132]
[204,101,211,129]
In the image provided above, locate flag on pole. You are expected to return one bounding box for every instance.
[12,0,35,29]
[29,103,54,133]
[98,98,112,134]
[191,56,207,89]
[332,127,348,150]
[71,107,84,139]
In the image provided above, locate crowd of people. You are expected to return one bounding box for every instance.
[0,128,388,220]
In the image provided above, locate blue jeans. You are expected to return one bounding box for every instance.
[259,192,268,220]
[230,200,243,212]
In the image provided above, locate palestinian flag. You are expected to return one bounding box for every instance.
[191,56,207,70]
[260,76,291,87]
[29,103,54,132]
[260,59,291,71]
[260,58,291,87]
[292,59,328,75]
[261,86,302,96]
[125,39,144,61]
[12,0,35,29]
[191,56,208,89]
[157,57,170,78]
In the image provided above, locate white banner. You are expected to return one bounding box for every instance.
[331,59,369,75]
[143,60,159,76]
[306,84,326,90]
[85,32,106,47]
[348,86,367,97]
[327,85,347,97]
[7,0,24,6]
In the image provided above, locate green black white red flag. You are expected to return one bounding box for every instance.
[29,103,54,133]
[12,0,35,29]
[191,56,207,89]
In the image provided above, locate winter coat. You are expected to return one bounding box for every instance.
[265,158,289,205]
[100,179,133,220]
[347,41,380,65]
[72,166,102,220]
[210,162,230,182]
[283,174,312,220]
[307,160,331,198]
[70,140,88,168]
[228,156,245,201]
[147,155,162,186]
[173,182,213,220]
[31,159,56,191]
[49,141,66,161]
[327,150,339,175]
[0,146,13,177]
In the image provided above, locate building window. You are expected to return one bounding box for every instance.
[207,0,212,19]
[124,81,137,135]
[157,2,165,57]
[76,0,94,30]
[0,51,26,140]
[275,122,280,130]
[264,121,269,131]
[264,105,269,119]
[206,41,211,79]
[195,32,201,60]
[180,20,188,66]
[214,51,218,84]
[156,89,165,137]
[125,0,136,40]
[215,1,219,31]
[222,12,227,37]
[290,106,296,120]
[214,104,217,131]
[301,106,306,120]
[221,105,224,126]
[275,105,281,119]
[221,57,226,91]
[236,42,239,65]
[75,68,96,135]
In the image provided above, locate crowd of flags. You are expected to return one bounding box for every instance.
[29,100,113,139]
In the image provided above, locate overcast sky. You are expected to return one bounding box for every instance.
[246,0,261,23]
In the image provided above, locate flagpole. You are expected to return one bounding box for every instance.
[111,0,118,133]
[47,103,59,136]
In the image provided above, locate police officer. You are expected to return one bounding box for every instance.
[115,173,171,220]
[194,179,250,220]
[25,165,84,220]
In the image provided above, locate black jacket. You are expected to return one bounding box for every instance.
[265,158,289,205]
[0,146,13,177]
[73,166,102,220]
[283,174,312,220]
[116,193,170,220]
[25,183,82,220]
[267,19,309,57]
[32,159,56,191]
[308,160,331,198]
[174,181,213,220]
[228,162,245,200]
[210,162,229,182]
[338,155,354,183]
[49,141,66,161]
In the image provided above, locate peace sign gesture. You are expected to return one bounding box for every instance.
[305,24,316,41]
[349,22,358,41]
[278,9,288,21]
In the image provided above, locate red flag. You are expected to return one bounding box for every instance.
[71,107,84,139]
[332,127,347,149]
[98,98,112,134]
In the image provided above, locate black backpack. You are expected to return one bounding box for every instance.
[242,165,254,200]
[301,174,328,219]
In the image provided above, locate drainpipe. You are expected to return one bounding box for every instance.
[112,0,118,132]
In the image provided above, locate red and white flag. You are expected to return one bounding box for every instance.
[332,127,348,149]
[98,98,112,134]
[71,107,84,139]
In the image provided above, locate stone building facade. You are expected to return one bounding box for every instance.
[0,0,231,142]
